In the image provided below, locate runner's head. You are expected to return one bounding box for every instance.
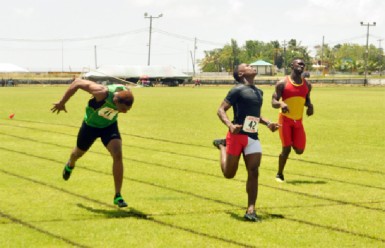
[291,59,306,75]
[233,63,257,84]
[115,90,134,113]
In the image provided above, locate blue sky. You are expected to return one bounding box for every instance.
[1,0,384,72]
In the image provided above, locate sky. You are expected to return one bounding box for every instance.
[1,0,384,72]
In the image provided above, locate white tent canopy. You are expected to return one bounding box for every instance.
[84,65,190,79]
[0,63,29,72]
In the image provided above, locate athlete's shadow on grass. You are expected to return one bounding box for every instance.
[287,180,327,185]
[228,212,285,222]
[77,203,148,219]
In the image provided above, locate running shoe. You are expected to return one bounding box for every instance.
[114,195,128,208]
[62,164,73,181]
[212,139,226,149]
[244,211,260,222]
[275,173,285,183]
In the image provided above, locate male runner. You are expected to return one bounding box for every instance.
[272,58,314,182]
[51,78,134,207]
[213,63,279,221]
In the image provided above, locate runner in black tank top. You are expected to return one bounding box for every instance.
[213,63,280,221]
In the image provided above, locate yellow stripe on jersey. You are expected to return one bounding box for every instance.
[281,96,306,120]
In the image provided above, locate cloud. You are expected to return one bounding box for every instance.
[227,0,244,13]
[13,7,35,18]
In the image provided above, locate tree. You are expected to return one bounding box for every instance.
[368,44,383,73]
[200,39,241,72]
[230,39,240,70]
[198,39,385,75]
[282,39,311,74]
[240,40,280,65]
[199,39,290,73]
[314,43,383,75]
[271,40,283,68]
[200,48,223,72]
[330,44,365,73]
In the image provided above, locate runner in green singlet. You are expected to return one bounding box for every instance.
[51,78,134,208]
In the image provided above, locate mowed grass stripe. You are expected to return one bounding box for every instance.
[1,136,385,215]
[3,119,384,175]
[1,164,384,245]
[1,126,384,194]
[0,169,256,248]
[0,210,90,248]
[0,126,384,215]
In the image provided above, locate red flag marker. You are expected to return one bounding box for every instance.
[9,113,15,119]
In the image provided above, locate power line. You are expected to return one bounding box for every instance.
[313,34,384,47]
[154,28,225,47]
[370,34,385,40]
[0,28,148,42]
[326,35,366,45]
[153,28,194,42]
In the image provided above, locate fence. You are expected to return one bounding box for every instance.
[1,72,384,86]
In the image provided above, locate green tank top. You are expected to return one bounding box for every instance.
[84,84,126,128]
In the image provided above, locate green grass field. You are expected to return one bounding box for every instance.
[0,85,384,247]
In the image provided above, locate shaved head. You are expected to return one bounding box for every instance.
[116,90,134,107]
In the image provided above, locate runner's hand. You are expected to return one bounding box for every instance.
[51,102,67,114]
[267,122,281,132]
[229,124,242,134]
[306,104,314,116]
[281,103,289,113]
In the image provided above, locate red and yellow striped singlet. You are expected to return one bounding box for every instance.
[281,76,309,120]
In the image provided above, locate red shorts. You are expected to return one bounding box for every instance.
[278,114,306,150]
[225,131,262,156]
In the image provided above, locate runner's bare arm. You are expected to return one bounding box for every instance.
[305,81,314,116]
[217,100,242,134]
[51,78,107,114]
[272,80,289,112]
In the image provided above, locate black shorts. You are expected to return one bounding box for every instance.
[76,121,121,151]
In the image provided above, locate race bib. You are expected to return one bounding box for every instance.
[98,107,118,120]
[242,116,260,133]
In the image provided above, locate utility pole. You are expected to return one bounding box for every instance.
[144,12,163,66]
[61,40,64,72]
[282,40,287,75]
[360,21,376,86]
[192,37,197,76]
[321,36,325,75]
[190,51,195,75]
[94,45,98,69]
[321,36,324,65]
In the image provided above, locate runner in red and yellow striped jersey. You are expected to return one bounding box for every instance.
[272,59,314,182]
